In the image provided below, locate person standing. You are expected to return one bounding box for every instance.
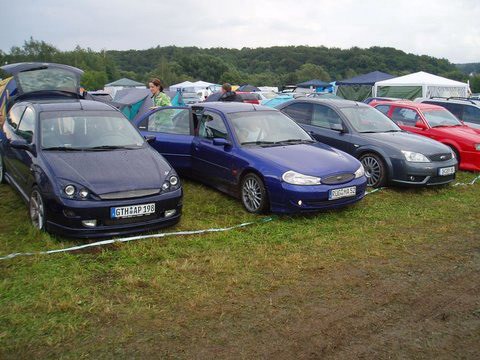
[220,83,242,102]
[149,78,171,107]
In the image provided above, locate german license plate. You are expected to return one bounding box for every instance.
[329,186,356,200]
[438,166,455,176]
[110,203,156,219]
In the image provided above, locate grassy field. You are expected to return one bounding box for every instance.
[1,172,479,359]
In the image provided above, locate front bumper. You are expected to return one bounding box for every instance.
[44,188,183,238]
[389,158,458,186]
[267,176,367,214]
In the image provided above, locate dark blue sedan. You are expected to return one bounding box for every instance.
[134,102,367,214]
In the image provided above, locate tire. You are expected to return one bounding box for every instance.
[240,173,269,213]
[29,186,46,231]
[0,155,5,184]
[359,153,387,188]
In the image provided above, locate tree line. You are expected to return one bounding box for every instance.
[1,37,479,92]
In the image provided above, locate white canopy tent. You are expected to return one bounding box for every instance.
[373,71,469,99]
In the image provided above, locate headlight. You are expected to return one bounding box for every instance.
[401,150,430,163]
[282,170,321,185]
[475,144,480,151]
[354,165,365,178]
[162,173,181,192]
[64,185,76,197]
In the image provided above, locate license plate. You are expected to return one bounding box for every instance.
[110,203,156,219]
[329,186,356,200]
[438,166,455,176]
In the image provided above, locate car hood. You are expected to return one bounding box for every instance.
[244,143,361,176]
[42,147,171,195]
[361,131,451,154]
[430,125,480,141]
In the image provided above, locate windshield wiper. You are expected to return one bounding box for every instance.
[276,139,316,144]
[358,130,378,133]
[42,146,85,151]
[241,140,276,146]
[85,145,141,150]
[382,129,402,133]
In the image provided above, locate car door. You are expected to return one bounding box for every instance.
[136,106,194,174]
[191,109,236,191]
[283,102,354,153]
[9,106,36,190]
[390,106,430,137]
[2,104,26,184]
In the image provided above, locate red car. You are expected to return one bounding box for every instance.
[370,100,480,171]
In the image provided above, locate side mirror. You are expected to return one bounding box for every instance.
[415,120,427,129]
[331,123,346,132]
[144,135,156,144]
[10,139,34,152]
[212,138,231,147]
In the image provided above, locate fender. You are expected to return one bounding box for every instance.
[354,145,395,179]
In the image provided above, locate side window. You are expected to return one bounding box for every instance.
[17,107,36,143]
[198,111,228,139]
[7,105,26,130]
[375,105,390,116]
[144,108,190,134]
[312,104,344,130]
[463,105,480,124]
[391,107,419,126]
[282,103,313,124]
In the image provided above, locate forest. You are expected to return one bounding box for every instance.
[1,38,479,92]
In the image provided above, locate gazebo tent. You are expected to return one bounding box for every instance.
[336,71,394,101]
[373,71,469,99]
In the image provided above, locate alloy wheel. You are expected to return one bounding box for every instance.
[361,155,383,187]
[241,174,265,213]
[29,189,45,230]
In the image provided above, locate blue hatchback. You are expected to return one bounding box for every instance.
[134,102,367,214]
[0,62,182,238]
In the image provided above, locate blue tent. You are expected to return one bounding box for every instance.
[336,71,394,85]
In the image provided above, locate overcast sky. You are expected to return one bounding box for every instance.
[1,0,479,64]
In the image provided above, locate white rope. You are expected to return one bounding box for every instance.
[0,217,274,261]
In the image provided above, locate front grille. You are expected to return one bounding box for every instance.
[321,173,355,185]
[99,189,160,200]
[429,153,452,162]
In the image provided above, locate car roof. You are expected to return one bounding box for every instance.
[417,97,480,106]
[198,101,275,114]
[374,100,445,111]
[279,97,370,109]
[17,99,117,112]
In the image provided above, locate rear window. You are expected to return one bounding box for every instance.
[17,68,79,94]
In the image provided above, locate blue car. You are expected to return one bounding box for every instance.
[134,102,367,214]
[0,63,182,238]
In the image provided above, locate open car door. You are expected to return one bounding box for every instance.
[135,106,195,175]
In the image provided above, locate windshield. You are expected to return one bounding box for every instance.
[423,109,462,127]
[17,68,79,94]
[340,106,401,133]
[40,111,145,150]
[229,110,313,146]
